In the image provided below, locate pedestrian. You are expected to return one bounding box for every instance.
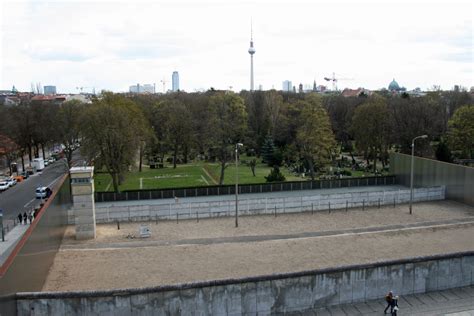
[391,296,399,315]
[384,290,393,314]
[23,212,27,225]
[17,213,23,225]
[28,212,33,224]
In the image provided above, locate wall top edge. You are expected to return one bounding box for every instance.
[15,250,474,300]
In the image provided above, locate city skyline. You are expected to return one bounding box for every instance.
[1,0,472,94]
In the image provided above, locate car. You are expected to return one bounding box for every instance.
[35,186,52,199]
[0,181,9,192]
[12,175,24,183]
[6,177,17,187]
[20,172,30,179]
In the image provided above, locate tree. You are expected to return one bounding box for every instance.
[155,99,193,168]
[435,139,452,163]
[261,135,276,165]
[208,92,247,185]
[351,94,390,172]
[56,100,85,167]
[265,166,286,182]
[447,105,474,159]
[295,94,336,180]
[80,93,150,192]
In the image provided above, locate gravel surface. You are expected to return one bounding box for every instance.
[42,201,474,291]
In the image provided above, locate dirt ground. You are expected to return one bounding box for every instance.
[43,201,474,291]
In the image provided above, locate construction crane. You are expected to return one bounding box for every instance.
[323,73,353,91]
[76,86,94,94]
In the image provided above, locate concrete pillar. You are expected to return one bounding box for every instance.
[70,166,96,240]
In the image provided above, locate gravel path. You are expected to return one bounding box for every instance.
[42,201,474,291]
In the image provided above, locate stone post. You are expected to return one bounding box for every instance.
[70,166,96,240]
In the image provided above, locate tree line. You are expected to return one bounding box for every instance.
[0,89,472,192]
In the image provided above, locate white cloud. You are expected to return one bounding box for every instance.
[1,0,472,93]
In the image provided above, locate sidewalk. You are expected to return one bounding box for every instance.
[0,223,30,266]
[308,286,474,316]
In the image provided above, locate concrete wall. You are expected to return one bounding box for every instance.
[0,175,71,316]
[72,186,445,224]
[16,252,474,316]
[391,152,474,206]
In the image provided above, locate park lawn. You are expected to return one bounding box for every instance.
[94,164,215,192]
[94,159,303,192]
[207,161,302,185]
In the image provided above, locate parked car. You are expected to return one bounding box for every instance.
[20,171,30,179]
[6,177,17,187]
[13,175,24,182]
[0,181,9,192]
[35,186,52,199]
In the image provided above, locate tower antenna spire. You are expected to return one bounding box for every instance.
[248,18,256,91]
[251,17,253,41]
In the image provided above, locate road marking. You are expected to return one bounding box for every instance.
[24,198,36,208]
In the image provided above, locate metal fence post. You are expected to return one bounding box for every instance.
[363,200,365,211]
[176,213,179,224]
[346,200,348,212]
[196,212,199,223]
[311,203,314,215]
[274,206,277,217]
[328,202,331,214]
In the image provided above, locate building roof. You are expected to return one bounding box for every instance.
[388,79,401,91]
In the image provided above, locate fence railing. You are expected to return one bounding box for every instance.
[94,175,397,203]
[88,186,444,224]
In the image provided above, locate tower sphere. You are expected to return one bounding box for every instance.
[248,46,256,54]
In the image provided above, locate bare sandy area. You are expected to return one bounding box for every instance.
[43,201,474,291]
[61,200,473,245]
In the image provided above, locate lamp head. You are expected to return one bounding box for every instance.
[237,143,243,147]
[421,135,428,139]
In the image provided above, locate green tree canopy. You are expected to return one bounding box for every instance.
[80,92,150,192]
[295,94,336,180]
[351,94,391,171]
[447,105,474,159]
[208,92,247,185]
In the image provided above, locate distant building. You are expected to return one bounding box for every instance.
[172,71,179,92]
[341,88,371,97]
[388,79,406,92]
[282,80,292,92]
[43,85,57,95]
[298,83,303,93]
[129,83,155,94]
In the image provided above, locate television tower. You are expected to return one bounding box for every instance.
[248,20,256,91]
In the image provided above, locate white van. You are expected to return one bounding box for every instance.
[32,158,45,171]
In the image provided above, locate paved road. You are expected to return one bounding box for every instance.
[0,159,69,222]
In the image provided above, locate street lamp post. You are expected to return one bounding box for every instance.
[410,135,428,214]
[235,143,243,227]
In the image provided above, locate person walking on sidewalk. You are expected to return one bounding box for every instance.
[17,213,23,225]
[384,290,393,314]
[23,212,27,225]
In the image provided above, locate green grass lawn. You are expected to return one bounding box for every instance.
[94,159,303,192]
[93,157,388,192]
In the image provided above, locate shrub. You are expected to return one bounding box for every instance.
[265,166,286,182]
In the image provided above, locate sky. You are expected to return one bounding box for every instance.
[1,0,473,94]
